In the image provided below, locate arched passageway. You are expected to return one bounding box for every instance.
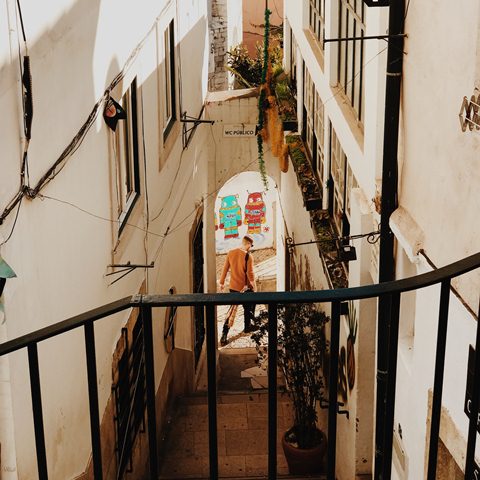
[213,171,282,390]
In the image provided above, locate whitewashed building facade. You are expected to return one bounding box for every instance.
[0,0,233,478]
[284,0,480,479]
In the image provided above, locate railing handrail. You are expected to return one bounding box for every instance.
[1,251,479,358]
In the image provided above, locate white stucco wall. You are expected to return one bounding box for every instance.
[283,2,387,477]
[391,1,480,477]
[0,0,211,478]
[399,0,480,310]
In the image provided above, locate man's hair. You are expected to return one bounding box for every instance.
[243,235,254,245]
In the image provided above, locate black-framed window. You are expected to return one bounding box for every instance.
[314,88,325,184]
[309,0,326,49]
[329,124,348,235]
[289,29,298,89]
[163,20,176,140]
[303,66,325,191]
[338,0,366,123]
[116,78,140,234]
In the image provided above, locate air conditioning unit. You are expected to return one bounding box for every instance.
[363,0,389,6]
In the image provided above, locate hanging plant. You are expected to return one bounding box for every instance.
[256,8,290,189]
[256,8,271,189]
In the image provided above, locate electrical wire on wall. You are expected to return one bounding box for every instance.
[139,91,151,290]
[0,1,174,230]
[1,0,31,246]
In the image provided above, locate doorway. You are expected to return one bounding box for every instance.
[192,218,205,368]
[214,172,280,390]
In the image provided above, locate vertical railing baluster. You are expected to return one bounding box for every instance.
[205,303,218,480]
[268,303,278,480]
[464,299,480,479]
[141,305,158,478]
[28,343,48,480]
[381,292,401,480]
[427,280,451,480]
[327,300,341,480]
[84,321,103,479]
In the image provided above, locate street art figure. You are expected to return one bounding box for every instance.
[244,192,266,235]
[219,195,242,239]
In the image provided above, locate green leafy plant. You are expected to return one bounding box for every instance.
[226,44,263,88]
[286,134,322,209]
[252,304,330,449]
[226,39,283,89]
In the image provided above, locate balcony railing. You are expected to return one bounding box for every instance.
[1,252,480,479]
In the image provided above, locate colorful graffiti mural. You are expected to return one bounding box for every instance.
[215,172,277,254]
[244,192,266,235]
[218,194,242,240]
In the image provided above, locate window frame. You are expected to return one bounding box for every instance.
[337,0,366,123]
[116,78,140,235]
[163,20,176,141]
[309,0,326,49]
[329,125,348,235]
[303,65,326,193]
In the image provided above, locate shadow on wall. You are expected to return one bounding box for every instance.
[3,5,211,480]
[4,2,103,480]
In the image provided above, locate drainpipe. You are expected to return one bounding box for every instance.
[375,0,405,478]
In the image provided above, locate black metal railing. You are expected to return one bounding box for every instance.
[1,252,480,479]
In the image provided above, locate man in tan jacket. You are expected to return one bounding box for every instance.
[219,235,256,345]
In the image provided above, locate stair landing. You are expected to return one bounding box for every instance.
[159,392,325,479]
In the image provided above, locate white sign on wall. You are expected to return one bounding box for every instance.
[223,124,256,137]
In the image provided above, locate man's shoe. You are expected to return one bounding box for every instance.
[220,332,229,346]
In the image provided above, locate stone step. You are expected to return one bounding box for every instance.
[160,476,325,480]
[178,390,292,406]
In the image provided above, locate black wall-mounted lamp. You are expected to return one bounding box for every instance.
[103,97,127,132]
[337,244,357,262]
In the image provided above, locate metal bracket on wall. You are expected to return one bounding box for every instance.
[337,402,350,419]
[180,108,215,149]
[324,33,406,43]
[106,262,154,285]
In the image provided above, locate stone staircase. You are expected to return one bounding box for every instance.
[158,391,326,479]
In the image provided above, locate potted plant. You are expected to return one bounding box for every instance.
[286,134,323,211]
[274,78,298,131]
[252,303,330,475]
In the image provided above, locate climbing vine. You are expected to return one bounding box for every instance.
[256,8,272,189]
[256,8,289,189]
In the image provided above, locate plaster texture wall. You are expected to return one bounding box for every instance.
[0,0,212,478]
[242,0,284,55]
[283,2,388,477]
[285,0,480,477]
[390,1,480,478]
[208,0,243,91]
[399,0,480,310]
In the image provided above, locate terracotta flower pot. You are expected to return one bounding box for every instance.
[281,430,327,475]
